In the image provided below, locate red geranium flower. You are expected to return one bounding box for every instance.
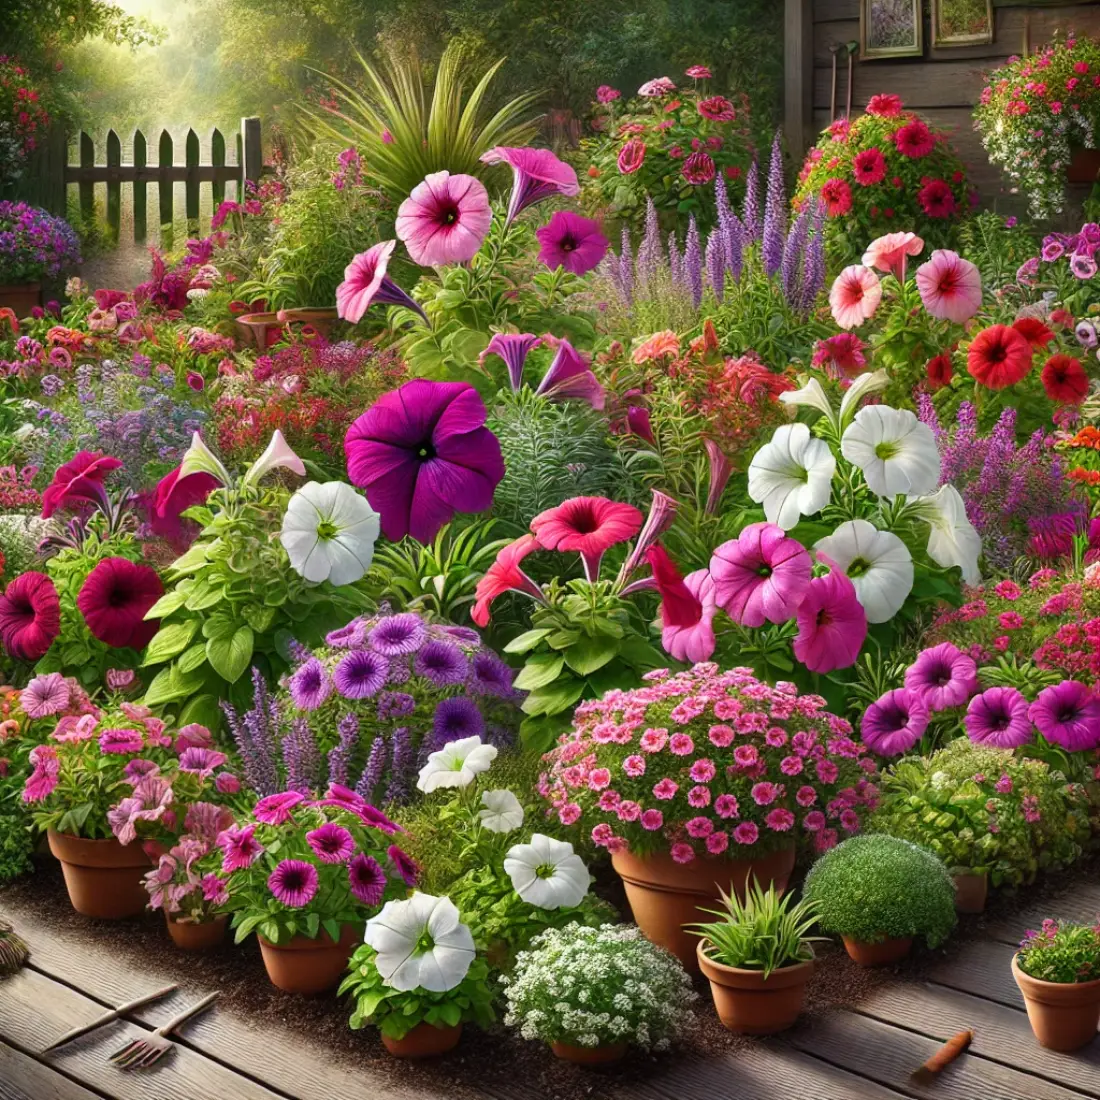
[917,179,956,218]
[1011,317,1055,349]
[530,496,643,578]
[820,178,852,217]
[77,558,164,649]
[893,121,934,158]
[697,96,735,122]
[1041,354,1089,404]
[967,325,1034,390]
[852,147,887,186]
[0,572,60,661]
[41,451,122,518]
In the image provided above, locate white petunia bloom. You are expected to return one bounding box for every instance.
[778,377,837,430]
[910,483,982,586]
[815,519,914,623]
[280,481,380,586]
[747,423,836,530]
[504,833,591,910]
[478,789,525,833]
[840,405,940,498]
[416,735,498,793]
[364,893,475,992]
[837,369,889,429]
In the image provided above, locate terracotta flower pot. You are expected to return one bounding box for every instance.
[953,872,988,914]
[278,307,340,338]
[1068,147,1100,185]
[0,282,41,317]
[550,1040,629,1065]
[381,1022,463,1058]
[258,924,360,995]
[842,935,913,967]
[696,942,814,1034]
[47,830,150,919]
[166,914,227,952]
[234,312,284,352]
[1012,954,1100,1051]
[611,846,796,970]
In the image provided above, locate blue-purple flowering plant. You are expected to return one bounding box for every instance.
[0,203,81,285]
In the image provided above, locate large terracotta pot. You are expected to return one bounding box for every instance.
[166,914,227,952]
[953,872,988,914]
[0,282,41,318]
[1068,147,1100,185]
[47,830,149,919]
[696,942,814,1034]
[611,846,796,969]
[258,924,360,994]
[842,935,912,967]
[381,1022,463,1058]
[1012,954,1100,1051]
[550,1040,629,1065]
[277,307,339,338]
[234,312,284,352]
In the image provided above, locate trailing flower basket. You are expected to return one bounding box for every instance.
[48,830,149,919]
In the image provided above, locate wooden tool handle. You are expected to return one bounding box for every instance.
[43,984,178,1052]
[155,991,220,1037]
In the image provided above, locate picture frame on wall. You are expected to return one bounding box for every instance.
[931,0,994,48]
[860,0,923,60]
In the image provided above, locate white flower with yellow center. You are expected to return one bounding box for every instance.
[815,519,913,623]
[841,405,940,498]
[280,481,380,586]
[747,423,836,530]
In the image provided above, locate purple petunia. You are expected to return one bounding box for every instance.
[377,691,416,720]
[333,649,387,699]
[325,619,368,648]
[470,651,515,697]
[288,657,333,711]
[966,686,1033,748]
[177,746,228,779]
[904,643,979,712]
[306,822,356,864]
[347,853,387,905]
[217,824,264,872]
[367,613,426,657]
[268,859,319,908]
[1029,681,1100,751]
[432,697,486,746]
[413,640,468,686]
[387,844,419,887]
[860,688,929,757]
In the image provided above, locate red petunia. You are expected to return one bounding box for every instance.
[926,352,953,390]
[820,177,853,217]
[77,558,164,650]
[646,544,702,629]
[1011,317,1056,349]
[917,179,956,218]
[893,120,934,158]
[852,147,887,186]
[471,535,542,628]
[967,325,1034,390]
[0,572,60,661]
[41,451,122,518]
[530,496,643,578]
[866,94,904,118]
[1041,354,1089,404]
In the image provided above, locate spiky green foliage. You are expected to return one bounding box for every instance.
[299,43,541,202]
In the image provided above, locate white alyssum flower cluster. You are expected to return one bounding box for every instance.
[500,923,696,1051]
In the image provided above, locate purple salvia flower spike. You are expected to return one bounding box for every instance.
[705,229,725,300]
[761,130,786,277]
[684,216,704,309]
[742,159,761,242]
[619,225,635,304]
[667,231,683,287]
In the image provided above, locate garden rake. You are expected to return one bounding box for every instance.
[109,991,219,1070]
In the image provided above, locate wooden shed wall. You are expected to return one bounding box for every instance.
[805,1,1100,207]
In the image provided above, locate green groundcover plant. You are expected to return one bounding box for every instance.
[1017,919,1100,984]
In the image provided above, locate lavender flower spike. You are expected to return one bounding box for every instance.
[619,225,635,304]
[725,211,744,280]
[638,198,661,288]
[705,229,725,300]
[781,202,810,307]
[355,735,387,803]
[667,231,683,288]
[742,159,761,242]
[684,216,704,309]
[327,712,360,788]
[761,130,786,277]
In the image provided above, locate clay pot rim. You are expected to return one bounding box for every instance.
[550,1038,630,1063]
[1012,954,1100,1002]
[258,924,360,951]
[47,829,151,869]
[611,845,796,891]
[697,941,816,988]
[167,912,228,927]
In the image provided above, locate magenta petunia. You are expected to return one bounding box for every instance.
[348,852,387,905]
[76,557,163,650]
[345,380,505,543]
[254,791,306,825]
[178,746,227,779]
[268,859,319,908]
[387,843,419,887]
[98,727,145,754]
[0,571,60,661]
[965,686,1032,749]
[335,240,428,325]
[1029,681,1100,751]
[535,211,609,276]
[217,824,264,872]
[18,672,70,719]
[481,146,580,227]
[482,332,542,392]
[792,566,867,673]
[306,822,356,864]
[395,171,492,266]
[861,688,929,756]
[41,450,122,518]
[905,642,979,712]
[709,522,811,627]
[533,339,604,408]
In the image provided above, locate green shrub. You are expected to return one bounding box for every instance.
[803,834,957,948]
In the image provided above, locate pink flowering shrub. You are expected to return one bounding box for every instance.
[539,663,879,863]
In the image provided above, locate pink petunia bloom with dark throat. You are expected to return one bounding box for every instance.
[481,146,579,227]
[395,172,492,266]
[76,557,163,650]
[336,240,428,325]
[535,210,609,276]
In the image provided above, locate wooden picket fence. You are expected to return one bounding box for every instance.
[30,117,264,250]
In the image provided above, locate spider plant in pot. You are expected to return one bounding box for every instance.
[688,880,824,1035]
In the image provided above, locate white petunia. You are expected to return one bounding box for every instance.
[416,735,498,793]
[840,405,940,498]
[364,893,475,992]
[747,423,836,530]
[778,377,837,430]
[910,483,982,586]
[280,481,380,586]
[815,519,913,623]
[478,789,525,833]
[504,833,591,910]
[837,369,889,429]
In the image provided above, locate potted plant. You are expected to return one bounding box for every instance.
[340,893,494,1058]
[0,202,81,316]
[689,880,822,1034]
[804,835,957,966]
[540,664,879,968]
[145,834,231,951]
[501,922,696,1065]
[23,708,177,918]
[1012,918,1100,1051]
[208,785,410,994]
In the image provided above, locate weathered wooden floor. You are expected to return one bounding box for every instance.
[1,874,1098,1100]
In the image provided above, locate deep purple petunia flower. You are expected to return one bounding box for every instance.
[861,688,929,756]
[348,853,387,905]
[306,822,356,864]
[904,642,979,712]
[387,843,420,887]
[414,640,468,686]
[481,146,580,227]
[1030,681,1100,751]
[966,686,1033,748]
[535,211,609,276]
[367,613,426,657]
[432,696,486,745]
[345,380,505,543]
[333,650,388,699]
[470,651,515,696]
[325,619,368,648]
[268,859,319,908]
[482,332,542,392]
[288,658,333,711]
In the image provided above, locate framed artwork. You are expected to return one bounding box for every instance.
[932,0,994,47]
[860,0,923,60]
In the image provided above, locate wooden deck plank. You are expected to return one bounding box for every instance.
[0,1039,107,1100]
[855,981,1100,1099]
[0,967,285,1100]
[925,940,1025,1010]
[788,1009,1093,1100]
[984,880,1100,945]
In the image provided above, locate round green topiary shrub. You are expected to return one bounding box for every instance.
[803,834,956,948]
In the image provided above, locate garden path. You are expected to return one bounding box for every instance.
[0,865,1098,1100]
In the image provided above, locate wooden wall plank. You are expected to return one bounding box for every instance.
[0,1039,106,1100]
[813,57,1009,111]
[786,0,816,157]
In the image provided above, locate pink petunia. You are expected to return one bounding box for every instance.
[915,249,982,323]
[829,265,882,329]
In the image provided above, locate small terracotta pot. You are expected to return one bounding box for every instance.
[278,307,340,338]
[697,942,814,1034]
[258,924,360,995]
[166,914,227,952]
[0,282,41,317]
[611,846,796,970]
[842,935,913,967]
[953,872,988,914]
[551,1040,629,1066]
[1012,954,1100,1051]
[381,1022,463,1058]
[47,830,149,919]
[234,312,284,352]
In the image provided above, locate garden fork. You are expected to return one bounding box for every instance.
[108,991,219,1070]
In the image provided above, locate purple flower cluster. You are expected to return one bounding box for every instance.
[0,202,81,283]
[1031,221,1100,282]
